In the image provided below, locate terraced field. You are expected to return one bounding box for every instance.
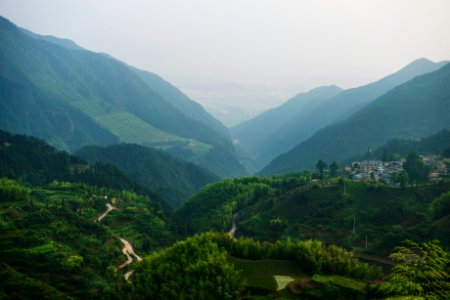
[229,257,307,291]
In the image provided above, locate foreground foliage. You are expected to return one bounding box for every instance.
[127,234,244,300]
[124,232,378,299]
[379,240,450,299]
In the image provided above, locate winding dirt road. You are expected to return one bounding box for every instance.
[96,201,142,281]
[228,212,238,238]
[118,237,142,269]
[96,203,115,222]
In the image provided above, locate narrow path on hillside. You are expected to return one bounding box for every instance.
[118,237,142,269]
[96,203,115,222]
[118,237,143,280]
[228,212,238,238]
[96,201,142,281]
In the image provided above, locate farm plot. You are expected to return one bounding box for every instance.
[312,274,367,292]
[229,257,307,291]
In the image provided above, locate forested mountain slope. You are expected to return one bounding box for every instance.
[0,129,172,210]
[261,62,450,174]
[76,143,219,208]
[0,16,245,177]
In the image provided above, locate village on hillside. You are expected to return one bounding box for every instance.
[343,154,449,184]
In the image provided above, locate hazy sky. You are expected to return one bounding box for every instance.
[1,0,450,101]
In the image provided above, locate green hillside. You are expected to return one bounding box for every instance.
[178,175,450,254]
[0,130,174,299]
[0,179,173,299]
[261,62,450,174]
[254,58,447,171]
[76,143,219,208]
[0,129,172,208]
[0,75,121,152]
[0,16,245,177]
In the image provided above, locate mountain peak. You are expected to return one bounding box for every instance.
[398,57,447,74]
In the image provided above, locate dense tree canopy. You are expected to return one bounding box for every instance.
[329,161,339,177]
[128,234,244,300]
[403,152,429,184]
[379,240,450,299]
[316,159,327,178]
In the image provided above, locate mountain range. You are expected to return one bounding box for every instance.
[0,16,246,177]
[233,58,448,170]
[2,16,449,178]
[231,85,343,170]
[261,62,450,174]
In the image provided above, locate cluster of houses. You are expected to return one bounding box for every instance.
[343,155,448,184]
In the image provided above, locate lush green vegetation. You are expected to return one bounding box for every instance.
[0,129,180,209]
[125,233,244,300]
[76,143,219,208]
[176,173,311,234]
[178,174,450,255]
[1,131,449,298]
[0,179,173,299]
[236,180,450,254]
[124,232,377,299]
[376,240,450,299]
[261,61,450,174]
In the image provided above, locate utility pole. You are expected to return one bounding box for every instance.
[353,217,356,234]
[344,181,346,194]
[365,235,368,250]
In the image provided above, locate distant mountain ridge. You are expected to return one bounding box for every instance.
[261,62,450,174]
[0,16,246,177]
[233,58,447,171]
[231,85,343,170]
[20,27,85,51]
